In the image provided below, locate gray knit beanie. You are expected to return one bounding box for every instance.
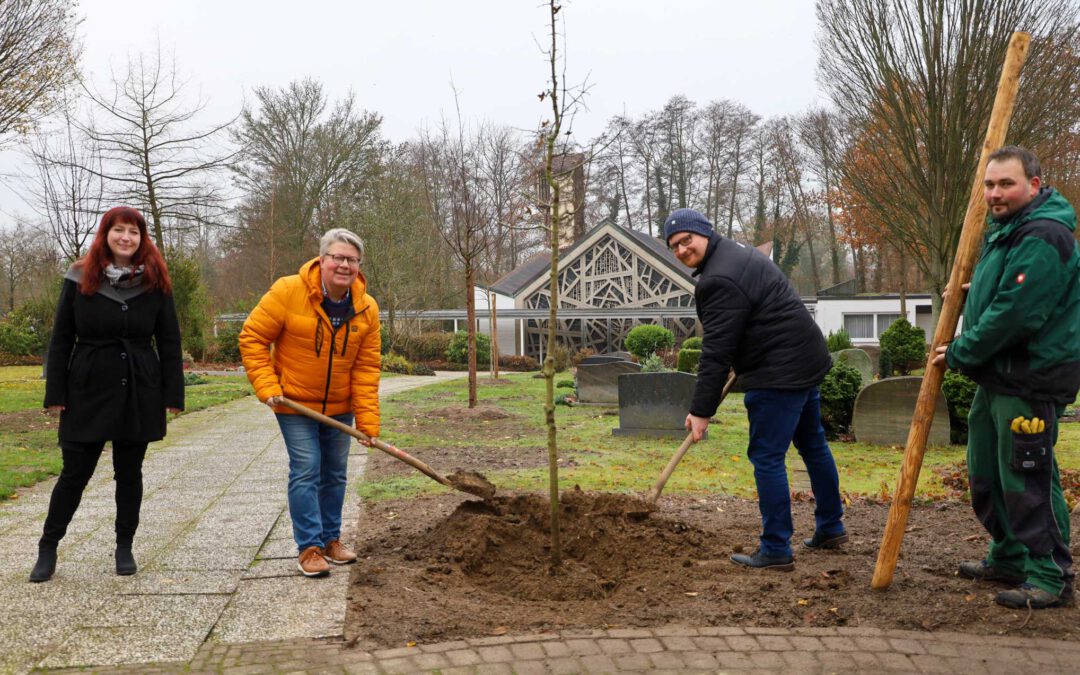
[663,208,714,241]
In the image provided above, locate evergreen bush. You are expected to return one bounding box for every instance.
[878,318,926,375]
[942,369,978,444]
[826,328,853,352]
[446,330,491,366]
[820,360,863,439]
[681,336,703,350]
[624,324,675,359]
[677,348,702,374]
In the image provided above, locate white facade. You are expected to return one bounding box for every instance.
[812,295,946,345]
[473,286,519,356]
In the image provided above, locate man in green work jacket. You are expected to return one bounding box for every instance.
[934,145,1079,609]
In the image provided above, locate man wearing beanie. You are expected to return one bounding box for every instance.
[665,208,846,571]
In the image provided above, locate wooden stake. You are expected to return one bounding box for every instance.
[871,32,1031,590]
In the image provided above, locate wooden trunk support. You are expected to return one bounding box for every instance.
[871,32,1031,590]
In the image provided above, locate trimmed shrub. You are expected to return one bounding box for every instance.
[183,372,208,386]
[381,351,413,374]
[556,378,575,389]
[677,348,702,374]
[820,360,863,439]
[879,318,926,375]
[499,354,539,371]
[826,328,852,352]
[446,330,491,366]
[411,363,436,376]
[942,369,978,444]
[167,252,210,360]
[681,336,703,350]
[0,293,58,356]
[404,332,453,362]
[624,324,675,359]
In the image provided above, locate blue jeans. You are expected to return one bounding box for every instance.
[275,412,353,552]
[744,387,845,558]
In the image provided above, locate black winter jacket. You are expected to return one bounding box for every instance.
[44,267,184,443]
[690,235,831,417]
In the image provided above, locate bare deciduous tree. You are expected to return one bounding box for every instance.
[0,0,79,143]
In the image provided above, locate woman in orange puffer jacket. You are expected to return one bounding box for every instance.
[240,228,380,578]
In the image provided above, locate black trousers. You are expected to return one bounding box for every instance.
[39,440,148,549]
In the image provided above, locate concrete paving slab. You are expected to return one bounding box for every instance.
[116,570,240,595]
[38,625,206,668]
[79,593,230,629]
[210,575,347,643]
[153,544,259,571]
[255,536,298,559]
[242,557,301,579]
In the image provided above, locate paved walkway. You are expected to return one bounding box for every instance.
[2,370,1078,673]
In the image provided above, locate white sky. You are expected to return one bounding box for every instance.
[0,0,825,224]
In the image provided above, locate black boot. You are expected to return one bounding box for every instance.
[115,545,137,576]
[30,546,57,583]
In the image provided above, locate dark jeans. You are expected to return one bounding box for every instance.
[744,387,845,558]
[39,440,148,549]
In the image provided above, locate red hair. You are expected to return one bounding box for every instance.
[76,206,173,295]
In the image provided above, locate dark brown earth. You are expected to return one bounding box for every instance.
[346,484,1080,650]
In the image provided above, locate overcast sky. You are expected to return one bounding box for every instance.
[0,0,826,224]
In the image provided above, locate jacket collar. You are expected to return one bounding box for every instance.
[299,257,368,311]
[987,187,1053,243]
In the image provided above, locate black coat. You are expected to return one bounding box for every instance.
[690,235,831,418]
[44,268,184,443]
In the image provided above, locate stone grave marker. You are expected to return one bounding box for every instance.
[579,355,626,366]
[613,371,700,438]
[831,348,874,386]
[576,360,641,404]
[853,376,951,446]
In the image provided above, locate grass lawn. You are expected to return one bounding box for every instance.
[0,366,253,501]
[362,372,1080,505]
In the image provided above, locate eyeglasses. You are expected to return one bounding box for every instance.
[326,254,361,268]
[668,233,694,252]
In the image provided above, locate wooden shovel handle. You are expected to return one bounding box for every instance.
[646,369,737,504]
[276,397,453,488]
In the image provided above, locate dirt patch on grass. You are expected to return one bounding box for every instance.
[427,405,513,421]
[0,409,57,433]
[364,444,548,480]
[346,489,1079,648]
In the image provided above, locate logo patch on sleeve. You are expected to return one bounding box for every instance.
[1016,272,1026,284]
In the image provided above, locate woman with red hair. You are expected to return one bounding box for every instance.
[30,206,184,582]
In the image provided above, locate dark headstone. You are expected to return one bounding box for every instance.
[853,376,951,446]
[612,371,702,438]
[831,348,874,387]
[576,361,641,404]
[579,355,626,366]
[609,351,633,361]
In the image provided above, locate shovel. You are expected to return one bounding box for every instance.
[277,397,496,499]
[645,370,737,504]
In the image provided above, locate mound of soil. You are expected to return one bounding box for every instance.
[346,490,1080,649]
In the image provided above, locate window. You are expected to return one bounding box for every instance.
[876,313,902,337]
[843,314,874,339]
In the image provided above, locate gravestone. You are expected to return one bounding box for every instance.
[853,376,951,446]
[576,360,641,404]
[609,351,633,361]
[831,348,874,387]
[613,371,701,438]
[579,355,626,366]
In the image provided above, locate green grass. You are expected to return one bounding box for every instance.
[0,367,254,501]
[358,372,1080,503]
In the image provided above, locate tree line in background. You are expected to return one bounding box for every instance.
[0,0,1077,362]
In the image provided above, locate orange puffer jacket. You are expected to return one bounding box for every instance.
[240,257,381,437]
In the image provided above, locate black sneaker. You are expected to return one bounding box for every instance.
[958,560,1024,586]
[803,531,849,550]
[730,549,795,571]
[995,583,1073,609]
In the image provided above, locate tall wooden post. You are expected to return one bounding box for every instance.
[490,291,500,379]
[871,32,1031,590]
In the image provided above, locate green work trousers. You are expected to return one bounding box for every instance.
[967,387,1073,595]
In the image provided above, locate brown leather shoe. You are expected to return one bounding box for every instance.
[322,539,357,564]
[297,546,330,577]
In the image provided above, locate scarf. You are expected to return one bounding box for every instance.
[104,264,145,289]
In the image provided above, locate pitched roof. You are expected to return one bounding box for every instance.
[487,219,695,298]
